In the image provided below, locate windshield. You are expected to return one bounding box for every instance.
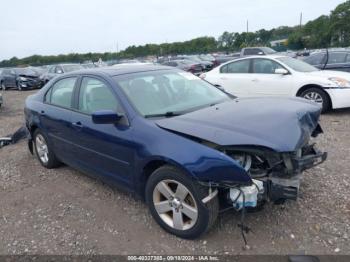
[114,70,231,117]
[277,57,319,72]
[14,68,36,75]
[62,64,83,72]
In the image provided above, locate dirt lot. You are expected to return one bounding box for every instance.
[0,90,349,255]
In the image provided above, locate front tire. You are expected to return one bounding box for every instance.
[145,165,219,239]
[300,87,330,113]
[1,82,6,90]
[17,82,22,91]
[33,129,60,168]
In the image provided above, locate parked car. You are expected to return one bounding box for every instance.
[184,55,213,71]
[302,50,350,72]
[201,55,350,113]
[0,68,42,90]
[213,54,239,65]
[25,65,326,239]
[240,47,277,57]
[40,64,84,84]
[162,59,203,75]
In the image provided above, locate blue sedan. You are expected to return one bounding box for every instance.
[24,65,327,238]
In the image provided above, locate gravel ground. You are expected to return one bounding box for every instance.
[0,90,349,255]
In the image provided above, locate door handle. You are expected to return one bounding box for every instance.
[220,77,228,80]
[72,121,83,130]
[252,79,259,82]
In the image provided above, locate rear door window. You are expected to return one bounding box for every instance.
[47,77,77,108]
[328,52,347,64]
[221,59,250,73]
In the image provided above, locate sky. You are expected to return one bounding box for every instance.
[0,0,346,61]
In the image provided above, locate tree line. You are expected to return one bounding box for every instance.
[1,0,349,67]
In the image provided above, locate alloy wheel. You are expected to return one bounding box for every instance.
[35,134,49,164]
[153,179,198,231]
[303,91,323,105]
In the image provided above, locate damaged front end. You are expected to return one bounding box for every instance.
[222,141,327,208]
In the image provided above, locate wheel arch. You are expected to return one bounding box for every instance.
[296,84,333,109]
[137,157,194,200]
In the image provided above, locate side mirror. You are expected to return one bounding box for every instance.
[258,52,264,55]
[92,110,123,124]
[275,68,289,75]
[56,70,63,74]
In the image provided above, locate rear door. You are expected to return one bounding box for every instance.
[325,52,349,72]
[40,77,78,162]
[249,58,293,96]
[70,76,135,188]
[214,59,252,97]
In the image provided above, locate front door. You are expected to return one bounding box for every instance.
[70,76,135,189]
[248,58,293,96]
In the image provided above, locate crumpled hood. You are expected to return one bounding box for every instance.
[156,97,322,152]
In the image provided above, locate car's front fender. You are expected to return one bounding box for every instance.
[131,119,252,196]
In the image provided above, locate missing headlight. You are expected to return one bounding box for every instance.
[227,151,269,178]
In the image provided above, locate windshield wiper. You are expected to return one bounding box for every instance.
[144,111,182,118]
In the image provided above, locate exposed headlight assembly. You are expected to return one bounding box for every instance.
[229,152,269,178]
[328,77,350,88]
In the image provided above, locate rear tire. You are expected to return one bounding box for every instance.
[300,87,330,113]
[33,129,60,168]
[145,165,219,239]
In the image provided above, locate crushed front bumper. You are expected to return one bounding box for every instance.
[267,146,327,202]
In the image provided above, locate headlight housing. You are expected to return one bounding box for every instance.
[227,151,269,178]
[18,76,27,81]
[328,77,350,88]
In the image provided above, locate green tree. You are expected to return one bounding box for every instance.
[330,0,350,46]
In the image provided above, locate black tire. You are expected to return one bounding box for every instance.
[145,165,219,239]
[17,82,22,91]
[33,129,60,168]
[300,87,330,113]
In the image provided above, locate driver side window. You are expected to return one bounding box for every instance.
[78,77,122,115]
[252,59,283,74]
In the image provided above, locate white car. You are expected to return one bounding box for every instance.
[201,55,350,112]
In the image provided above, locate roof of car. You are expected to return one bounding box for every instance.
[231,55,287,60]
[64,64,173,77]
